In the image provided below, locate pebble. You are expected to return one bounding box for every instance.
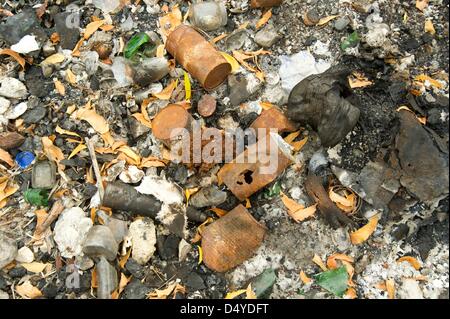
[0,290,9,300]
[0,78,28,99]
[198,94,217,118]
[0,132,25,150]
[157,234,179,261]
[0,8,47,46]
[54,12,80,50]
[129,218,157,265]
[75,255,95,271]
[125,259,146,280]
[304,9,320,26]
[0,97,10,114]
[334,16,351,31]
[228,74,251,106]
[53,207,93,258]
[25,66,52,98]
[189,186,227,208]
[8,266,27,279]
[22,106,47,124]
[427,108,443,125]
[185,272,206,291]
[178,239,192,262]
[10,35,40,54]
[15,246,34,264]
[254,24,280,48]
[132,57,170,87]
[4,102,28,120]
[225,29,249,51]
[0,232,17,269]
[119,165,145,184]
[190,1,227,31]
[122,279,151,299]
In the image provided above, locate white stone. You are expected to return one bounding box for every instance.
[399,278,424,299]
[135,176,183,205]
[178,239,192,262]
[0,232,17,269]
[15,246,34,263]
[0,77,28,99]
[0,290,9,299]
[10,35,40,54]
[119,165,145,184]
[0,97,10,114]
[53,207,93,258]
[129,218,157,265]
[4,102,27,120]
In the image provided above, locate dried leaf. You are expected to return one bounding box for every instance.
[72,38,84,56]
[326,254,354,270]
[220,52,240,73]
[198,245,203,265]
[100,24,114,32]
[397,256,421,270]
[21,262,48,273]
[386,279,395,299]
[50,32,60,44]
[290,137,308,152]
[245,198,252,208]
[317,15,339,26]
[55,125,81,138]
[111,273,131,299]
[66,69,77,84]
[329,188,353,208]
[284,131,301,144]
[148,281,179,299]
[256,9,272,29]
[350,214,380,245]
[0,148,15,167]
[159,5,182,37]
[42,53,65,65]
[312,254,328,272]
[191,217,214,244]
[184,71,191,101]
[0,48,26,69]
[119,247,132,269]
[349,72,373,88]
[118,145,141,164]
[212,33,227,43]
[131,113,152,129]
[91,268,98,288]
[54,80,65,95]
[225,289,247,299]
[84,20,105,39]
[416,0,429,11]
[246,283,257,299]
[300,270,313,284]
[210,207,228,217]
[74,105,110,134]
[415,74,444,89]
[281,192,316,222]
[259,101,274,110]
[345,287,357,299]
[68,143,87,159]
[42,137,64,164]
[153,79,177,100]
[140,156,166,168]
[16,281,43,299]
[425,19,436,35]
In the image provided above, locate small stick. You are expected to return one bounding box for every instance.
[85,137,104,201]
[36,200,65,235]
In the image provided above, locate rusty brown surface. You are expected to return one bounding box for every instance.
[250,0,283,8]
[305,173,354,229]
[217,133,292,201]
[202,205,266,272]
[166,25,231,90]
[151,104,194,146]
[249,107,297,139]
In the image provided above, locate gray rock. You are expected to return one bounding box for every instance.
[427,108,444,125]
[190,1,227,31]
[22,106,47,124]
[189,186,227,208]
[396,111,449,202]
[54,12,81,50]
[129,218,157,265]
[334,16,351,31]
[228,74,250,106]
[0,8,47,46]
[75,255,95,271]
[225,29,249,51]
[0,232,17,269]
[309,150,329,174]
[359,161,400,211]
[0,78,28,99]
[132,58,170,87]
[128,117,150,139]
[287,68,360,147]
[24,66,52,98]
[122,279,151,299]
[185,272,206,291]
[125,259,146,280]
[254,24,280,48]
[250,268,277,298]
[262,84,288,106]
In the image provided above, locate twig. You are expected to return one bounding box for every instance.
[36,200,65,235]
[85,137,104,201]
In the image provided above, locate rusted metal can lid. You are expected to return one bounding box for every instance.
[152,104,192,142]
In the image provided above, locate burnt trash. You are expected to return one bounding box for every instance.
[287,68,360,148]
[305,173,354,229]
[102,181,162,219]
[166,25,231,90]
[201,205,266,272]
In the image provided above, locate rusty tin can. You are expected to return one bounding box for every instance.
[202,205,266,272]
[250,0,282,8]
[218,132,293,201]
[165,25,231,90]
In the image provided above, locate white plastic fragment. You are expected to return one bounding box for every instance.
[11,35,40,54]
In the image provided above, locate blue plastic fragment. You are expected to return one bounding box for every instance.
[15,151,35,169]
